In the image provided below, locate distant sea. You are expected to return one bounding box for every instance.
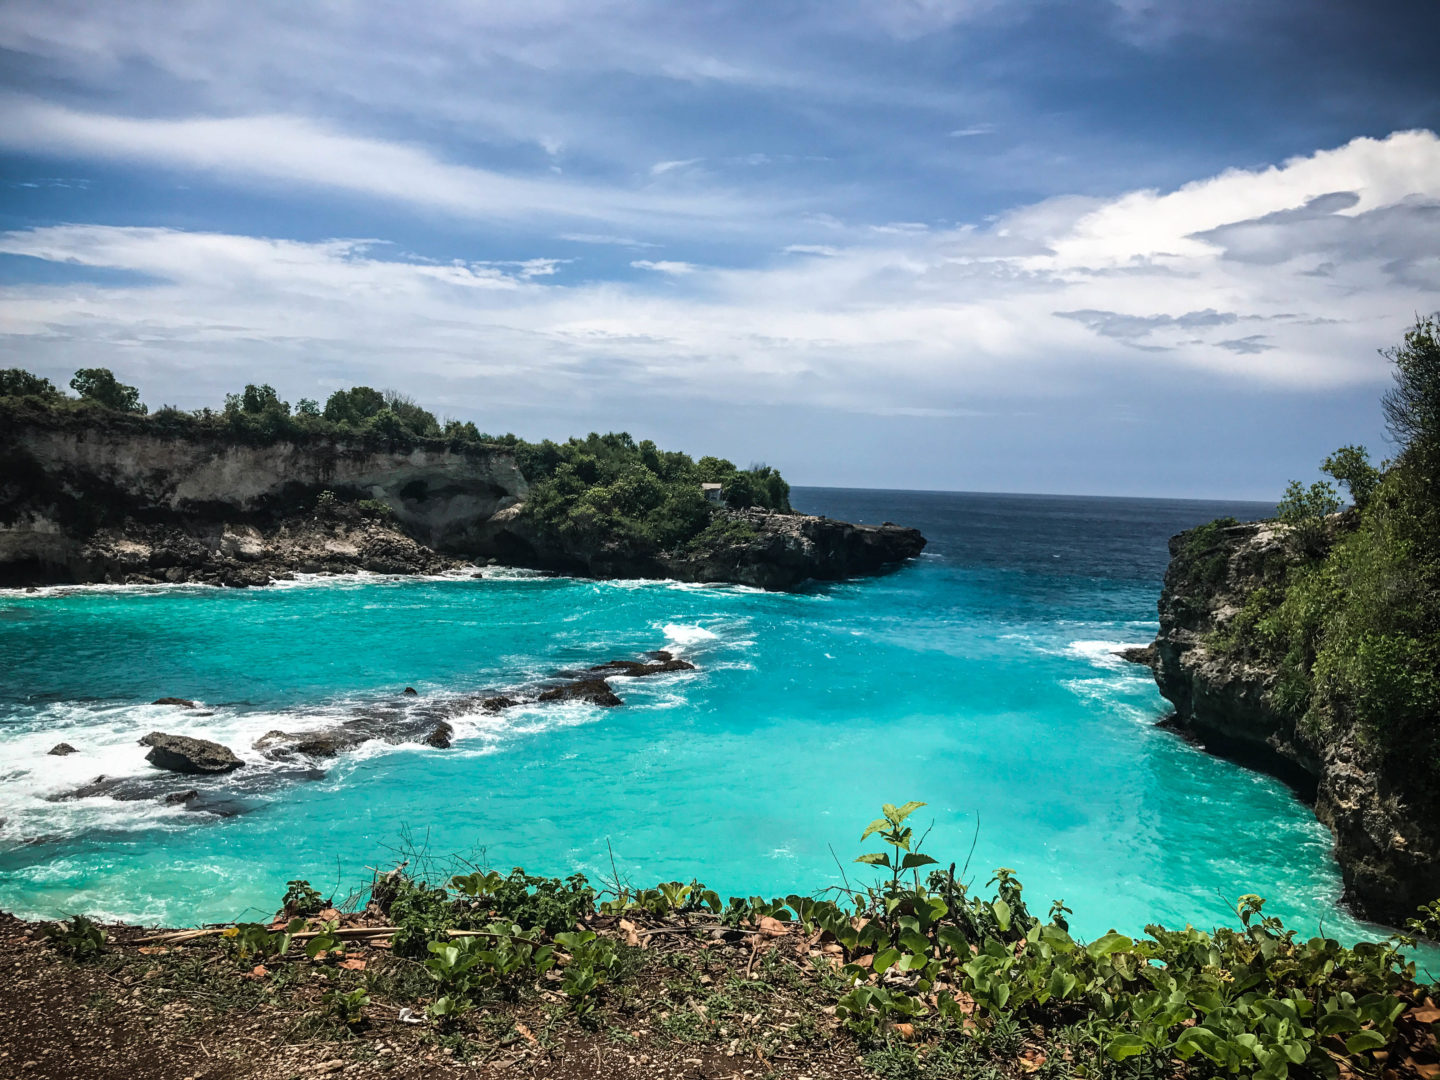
[0,488,1390,943]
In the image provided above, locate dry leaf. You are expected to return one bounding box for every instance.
[515,1022,538,1046]
[851,954,874,969]
[137,946,170,956]
[617,919,641,948]
[339,958,367,971]
[1403,1059,1440,1080]
[758,916,789,938]
[1413,998,1440,1024]
[892,1023,915,1041]
[1020,1050,1048,1073]
[243,964,268,979]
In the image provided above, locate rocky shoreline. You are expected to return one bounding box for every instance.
[39,651,699,820]
[1140,518,1440,926]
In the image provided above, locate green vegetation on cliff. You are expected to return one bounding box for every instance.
[1206,317,1440,785]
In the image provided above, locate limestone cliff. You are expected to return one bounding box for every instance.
[0,405,527,584]
[0,406,925,590]
[1150,518,1440,925]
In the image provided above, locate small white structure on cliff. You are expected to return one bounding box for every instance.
[701,482,724,505]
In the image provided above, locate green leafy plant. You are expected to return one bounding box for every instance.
[320,986,370,1025]
[855,800,937,894]
[44,914,106,960]
[281,879,324,916]
[554,929,621,1015]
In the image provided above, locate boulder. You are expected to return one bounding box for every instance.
[403,686,418,696]
[139,731,244,774]
[153,697,197,708]
[480,695,519,712]
[537,679,622,707]
[163,789,199,805]
[47,742,78,756]
[423,722,454,749]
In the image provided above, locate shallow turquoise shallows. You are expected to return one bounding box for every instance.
[0,488,1391,945]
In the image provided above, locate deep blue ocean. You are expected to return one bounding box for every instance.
[0,488,1389,944]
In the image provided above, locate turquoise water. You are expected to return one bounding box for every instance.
[0,489,1392,946]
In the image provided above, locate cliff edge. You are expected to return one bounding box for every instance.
[0,403,924,590]
[1150,517,1440,924]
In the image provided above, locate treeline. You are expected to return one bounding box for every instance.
[1214,315,1440,786]
[0,366,793,550]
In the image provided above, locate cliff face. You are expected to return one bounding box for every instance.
[1152,519,1440,925]
[0,411,527,584]
[0,411,925,590]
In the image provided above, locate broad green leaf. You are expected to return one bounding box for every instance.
[859,818,890,841]
[1314,1010,1361,1036]
[1343,1030,1387,1054]
[1106,1034,1147,1061]
[1086,931,1134,958]
[900,853,938,871]
[854,853,892,868]
[872,947,902,974]
[992,899,1012,932]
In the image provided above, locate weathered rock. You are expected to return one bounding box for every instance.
[480,695,520,712]
[589,658,697,677]
[423,722,454,749]
[163,789,199,805]
[537,679,623,707]
[153,698,197,708]
[403,687,418,696]
[1150,518,1440,925]
[252,729,366,760]
[1115,645,1156,667]
[47,743,78,756]
[139,731,244,774]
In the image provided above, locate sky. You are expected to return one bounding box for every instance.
[1,1,1438,499]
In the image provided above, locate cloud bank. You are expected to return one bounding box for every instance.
[2,131,1436,424]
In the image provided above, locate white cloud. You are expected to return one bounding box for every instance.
[1,131,1437,421]
[630,259,698,274]
[650,158,703,176]
[948,124,994,137]
[0,97,772,234]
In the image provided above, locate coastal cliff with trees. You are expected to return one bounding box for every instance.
[1148,317,1440,924]
[0,370,924,590]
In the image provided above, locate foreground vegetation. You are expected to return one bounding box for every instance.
[1188,316,1440,793]
[30,802,1440,1080]
[0,367,791,559]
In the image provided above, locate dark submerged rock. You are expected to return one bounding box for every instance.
[423,722,454,749]
[47,743,78,756]
[152,698,197,708]
[403,687,418,696]
[252,728,367,760]
[139,731,244,774]
[537,679,622,707]
[163,789,199,805]
[589,658,696,677]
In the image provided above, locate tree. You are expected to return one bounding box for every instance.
[70,368,145,413]
[323,386,387,426]
[0,369,64,401]
[1321,445,1381,510]
[1381,314,1440,459]
[1277,479,1340,555]
[225,384,290,416]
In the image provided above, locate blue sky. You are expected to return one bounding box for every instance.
[1,0,1438,498]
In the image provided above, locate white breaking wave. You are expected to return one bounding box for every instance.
[1065,639,1149,671]
[662,623,719,652]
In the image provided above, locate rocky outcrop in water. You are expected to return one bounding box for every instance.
[1148,518,1440,925]
[140,732,245,775]
[478,505,927,590]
